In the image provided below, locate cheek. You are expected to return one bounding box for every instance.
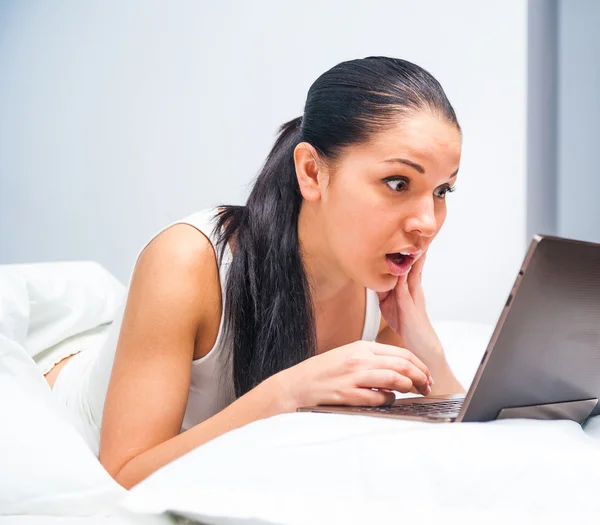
[326,199,384,263]
[343,216,391,275]
[330,206,374,254]
[324,178,375,234]
[436,204,448,228]
[322,176,392,267]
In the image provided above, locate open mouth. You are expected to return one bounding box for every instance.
[385,252,415,276]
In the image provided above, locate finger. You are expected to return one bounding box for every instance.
[368,343,431,379]
[407,252,427,297]
[355,369,419,395]
[377,388,399,405]
[371,356,431,394]
[351,388,397,407]
[394,272,413,306]
[376,289,393,302]
[378,387,396,397]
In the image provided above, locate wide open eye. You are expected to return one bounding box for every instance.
[384,177,409,193]
[434,185,456,199]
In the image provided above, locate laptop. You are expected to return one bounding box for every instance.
[298,234,600,425]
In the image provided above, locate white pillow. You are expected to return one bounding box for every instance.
[121,321,599,524]
[584,414,600,440]
[0,333,126,516]
[122,412,600,524]
[0,261,124,361]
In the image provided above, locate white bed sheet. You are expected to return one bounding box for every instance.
[0,511,174,525]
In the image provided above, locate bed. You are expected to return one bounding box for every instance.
[1,262,599,525]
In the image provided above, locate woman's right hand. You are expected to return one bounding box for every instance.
[268,341,434,410]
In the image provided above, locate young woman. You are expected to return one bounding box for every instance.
[45,56,464,488]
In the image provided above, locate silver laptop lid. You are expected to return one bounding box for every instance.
[458,234,600,423]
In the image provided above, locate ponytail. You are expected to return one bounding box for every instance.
[215,116,316,397]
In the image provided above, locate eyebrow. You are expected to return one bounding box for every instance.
[383,157,459,178]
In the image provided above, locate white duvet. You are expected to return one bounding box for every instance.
[1,262,599,525]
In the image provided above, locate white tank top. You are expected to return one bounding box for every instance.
[52,208,382,453]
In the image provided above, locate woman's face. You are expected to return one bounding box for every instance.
[314,110,462,293]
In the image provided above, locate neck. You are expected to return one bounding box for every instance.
[297,203,357,306]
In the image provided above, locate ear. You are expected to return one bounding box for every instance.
[294,142,327,202]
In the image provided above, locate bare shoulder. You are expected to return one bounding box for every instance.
[114,221,225,363]
[132,223,222,320]
[137,222,220,282]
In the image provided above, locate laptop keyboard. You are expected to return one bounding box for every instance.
[360,398,464,418]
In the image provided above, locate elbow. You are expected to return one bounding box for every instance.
[100,455,139,490]
[112,462,143,490]
[114,474,137,491]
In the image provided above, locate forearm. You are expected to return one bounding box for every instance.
[113,375,290,489]
[425,350,465,396]
[377,325,464,396]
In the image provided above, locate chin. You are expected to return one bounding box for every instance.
[363,272,398,294]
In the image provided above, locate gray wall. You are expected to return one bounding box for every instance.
[557,0,600,242]
[0,1,529,325]
[527,0,558,240]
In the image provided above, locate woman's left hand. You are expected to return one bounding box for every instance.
[377,252,442,358]
[377,252,464,394]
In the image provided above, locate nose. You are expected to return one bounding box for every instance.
[403,195,438,238]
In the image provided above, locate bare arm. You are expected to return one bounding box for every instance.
[376,320,464,396]
[98,224,289,489]
[111,376,290,488]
